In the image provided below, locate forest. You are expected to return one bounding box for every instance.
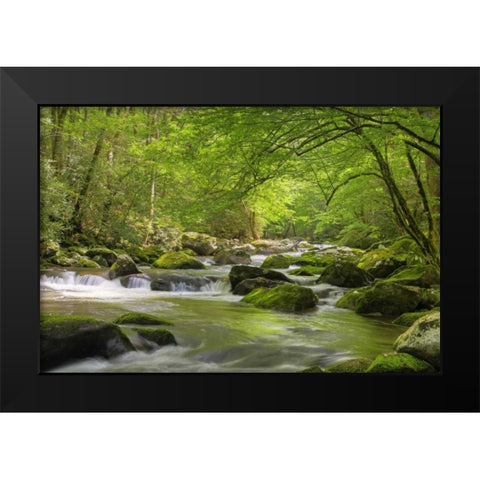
[40,106,441,374]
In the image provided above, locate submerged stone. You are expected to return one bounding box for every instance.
[113,312,172,326]
[132,328,177,347]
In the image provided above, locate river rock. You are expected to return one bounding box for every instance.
[181,232,217,256]
[260,254,295,269]
[76,257,101,268]
[132,328,177,347]
[316,261,373,287]
[229,265,292,289]
[40,314,135,371]
[213,249,251,265]
[152,252,206,269]
[393,308,439,327]
[232,277,285,295]
[85,247,118,266]
[366,352,435,373]
[357,248,406,278]
[394,311,440,368]
[383,265,440,288]
[40,239,60,258]
[108,254,141,279]
[250,239,294,254]
[242,284,318,313]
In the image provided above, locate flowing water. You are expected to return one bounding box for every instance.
[40,250,405,373]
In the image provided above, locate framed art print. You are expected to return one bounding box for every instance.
[1,67,479,411]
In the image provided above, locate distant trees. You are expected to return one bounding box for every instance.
[40,106,440,265]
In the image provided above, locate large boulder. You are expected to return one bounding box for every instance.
[357,248,406,278]
[85,247,118,266]
[152,252,206,269]
[242,284,318,313]
[40,314,135,371]
[317,261,373,287]
[229,265,292,289]
[213,249,251,265]
[108,254,141,280]
[366,352,435,373]
[181,232,216,256]
[76,257,101,268]
[354,282,427,316]
[394,311,440,368]
[260,254,295,269]
[383,265,440,288]
[232,277,285,295]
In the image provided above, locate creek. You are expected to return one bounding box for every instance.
[40,250,405,372]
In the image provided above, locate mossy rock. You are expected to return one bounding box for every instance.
[152,252,206,269]
[108,254,141,279]
[297,365,325,373]
[113,312,172,326]
[85,247,118,266]
[295,252,335,267]
[232,276,285,295]
[384,265,440,288]
[242,284,318,313]
[40,314,135,371]
[40,240,60,258]
[366,352,435,373]
[317,261,373,287]
[132,327,177,346]
[393,307,440,327]
[325,358,373,373]
[260,254,295,269]
[394,312,440,368]
[126,245,165,265]
[339,228,380,250]
[289,266,326,276]
[92,254,109,267]
[181,232,216,256]
[229,265,292,289]
[51,252,78,266]
[335,287,369,310]
[388,237,424,265]
[418,288,440,310]
[355,282,425,316]
[214,249,251,265]
[357,248,406,278]
[76,257,101,268]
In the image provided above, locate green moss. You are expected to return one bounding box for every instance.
[297,365,325,373]
[132,328,176,346]
[289,266,326,276]
[295,253,334,267]
[76,258,101,268]
[261,254,295,269]
[242,284,318,313]
[325,358,372,373]
[355,282,423,316]
[114,312,172,326]
[152,252,206,269]
[317,261,373,287]
[366,352,435,373]
[335,288,368,310]
[393,308,440,327]
[384,265,440,288]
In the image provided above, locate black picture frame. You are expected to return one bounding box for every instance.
[1,67,478,412]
